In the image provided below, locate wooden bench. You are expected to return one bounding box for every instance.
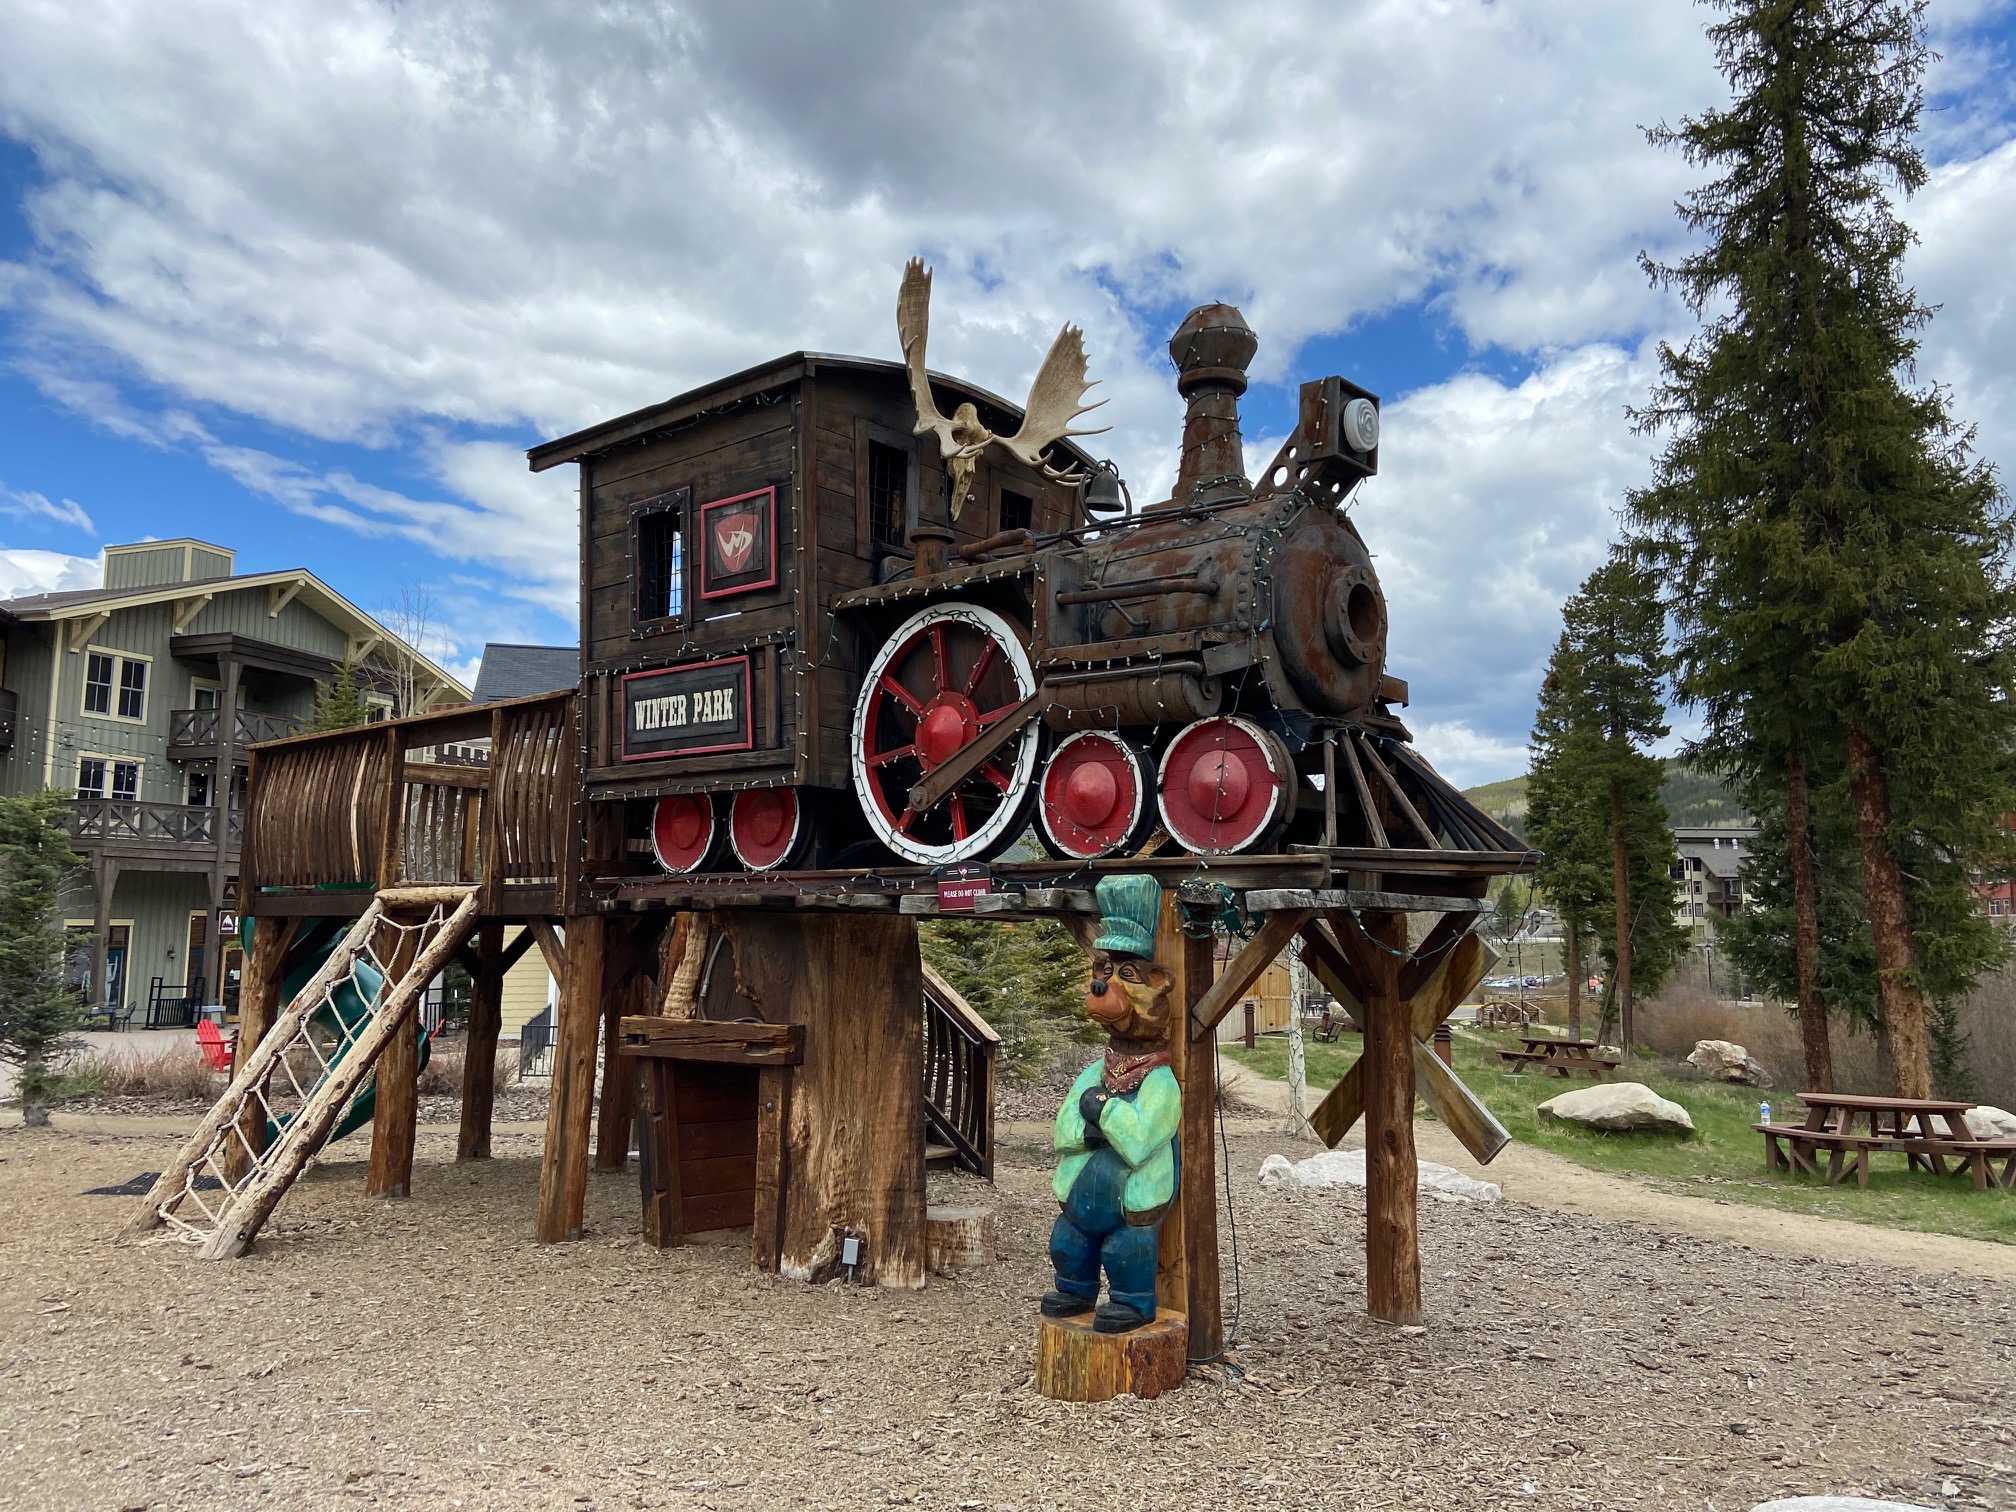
[1757,1121,2016,1190]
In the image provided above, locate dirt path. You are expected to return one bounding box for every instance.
[1211,1060,2016,1279]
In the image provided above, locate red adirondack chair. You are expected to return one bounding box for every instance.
[196,1017,235,1073]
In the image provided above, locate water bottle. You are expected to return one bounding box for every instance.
[1759,1100,1771,1125]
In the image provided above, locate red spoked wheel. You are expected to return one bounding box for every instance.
[729,786,811,872]
[651,793,719,874]
[1038,731,1152,860]
[850,603,1041,865]
[1156,716,1295,855]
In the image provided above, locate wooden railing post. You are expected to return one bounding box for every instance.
[376,723,406,890]
[365,919,423,1199]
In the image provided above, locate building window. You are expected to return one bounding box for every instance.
[81,649,149,722]
[868,441,909,549]
[187,770,212,807]
[77,755,141,802]
[999,488,1033,535]
[364,693,396,724]
[191,679,221,710]
[631,488,688,627]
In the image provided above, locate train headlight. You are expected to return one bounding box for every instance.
[1342,397,1380,454]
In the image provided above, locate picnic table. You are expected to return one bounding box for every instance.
[1497,1033,1619,1078]
[1756,1092,2016,1190]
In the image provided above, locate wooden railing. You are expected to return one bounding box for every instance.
[69,800,242,850]
[922,962,999,1179]
[169,707,304,751]
[240,691,577,910]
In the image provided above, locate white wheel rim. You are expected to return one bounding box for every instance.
[850,602,1040,864]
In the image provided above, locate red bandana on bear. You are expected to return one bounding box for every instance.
[1102,1048,1171,1095]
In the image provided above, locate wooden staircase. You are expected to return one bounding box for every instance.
[922,962,998,1179]
[120,887,480,1259]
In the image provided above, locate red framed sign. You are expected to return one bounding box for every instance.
[698,486,778,599]
[620,655,753,761]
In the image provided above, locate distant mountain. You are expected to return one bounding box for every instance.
[1460,761,1746,832]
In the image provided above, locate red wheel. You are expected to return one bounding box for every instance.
[849,603,1040,864]
[729,786,810,872]
[1039,731,1151,860]
[1156,716,1295,855]
[650,793,718,874]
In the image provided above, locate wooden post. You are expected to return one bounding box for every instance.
[365,920,423,1199]
[1174,909,1221,1359]
[457,921,504,1161]
[594,948,643,1173]
[1352,908,1422,1325]
[636,1059,679,1247]
[720,911,924,1288]
[536,915,604,1243]
[751,1064,791,1271]
[223,915,297,1184]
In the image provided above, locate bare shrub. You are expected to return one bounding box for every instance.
[1949,969,2016,1110]
[418,1045,464,1097]
[1635,966,1890,1093]
[82,1045,224,1102]
[1634,986,1745,1061]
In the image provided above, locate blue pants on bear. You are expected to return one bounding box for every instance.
[1050,1146,1165,1318]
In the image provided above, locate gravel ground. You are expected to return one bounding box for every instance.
[1,1113,2012,1512]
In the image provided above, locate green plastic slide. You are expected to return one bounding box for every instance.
[250,917,430,1146]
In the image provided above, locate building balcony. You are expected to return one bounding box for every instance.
[167,707,304,762]
[68,799,242,860]
[0,687,15,750]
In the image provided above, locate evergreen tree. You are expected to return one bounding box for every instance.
[920,916,1099,1082]
[0,791,86,1127]
[308,660,373,732]
[1527,648,1611,1040]
[1529,557,1688,1046]
[1629,0,2016,1096]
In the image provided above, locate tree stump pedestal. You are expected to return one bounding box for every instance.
[1033,1311,1187,1401]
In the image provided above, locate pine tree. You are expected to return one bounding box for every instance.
[1528,650,1611,1040]
[919,916,1099,1082]
[308,660,373,732]
[1628,0,2016,1096]
[0,791,86,1127]
[1528,558,1687,1046]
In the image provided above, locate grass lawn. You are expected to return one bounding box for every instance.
[1222,1026,2016,1246]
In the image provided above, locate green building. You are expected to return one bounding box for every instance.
[0,539,468,1022]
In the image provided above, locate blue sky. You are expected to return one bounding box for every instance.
[2,0,2013,784]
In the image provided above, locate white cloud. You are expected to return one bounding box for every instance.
[0,547,98,598]
[1409,720,1533,792]
[0,0,2009,771]
[1355,339,1660,762]
[0,482,93,533]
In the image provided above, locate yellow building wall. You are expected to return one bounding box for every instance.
[499,926,555,1039]
[1212,953,1300,1041]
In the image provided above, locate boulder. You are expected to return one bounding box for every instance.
[1257,1148,1502,1204]
[1964,1104,2016,1141]
[1687,1038,1773,1087]
[1537,1082,1695,1135]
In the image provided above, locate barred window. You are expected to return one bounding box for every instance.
[632,487,688,627]
[999,488,1033,534]
[869,442,908,548]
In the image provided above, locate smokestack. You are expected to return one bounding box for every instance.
[1167,303,1256,507]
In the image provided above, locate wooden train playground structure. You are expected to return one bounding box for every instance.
[120,264,1533,1402]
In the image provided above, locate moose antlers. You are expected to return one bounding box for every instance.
[897,258,1108,518]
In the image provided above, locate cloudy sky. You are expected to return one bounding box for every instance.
[1,0,2013,785]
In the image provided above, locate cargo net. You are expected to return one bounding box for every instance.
[127,890,478,1259]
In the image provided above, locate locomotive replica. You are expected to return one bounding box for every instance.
[532,262,1454,879]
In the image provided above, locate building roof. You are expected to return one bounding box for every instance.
[0,566,471,703]
[472,644,578,703]
[527,350,1101,474]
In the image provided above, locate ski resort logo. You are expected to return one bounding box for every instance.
[714,512,756,573]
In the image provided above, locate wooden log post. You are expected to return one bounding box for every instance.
[593,955,642,1174]
[536,916,605,1243]
[1168,903,1221,1359]
[457,921,504,1161]
[720,911,925,1288]
[364,920,423,1199]
[222,915,297,1185]
[1347,907,1422,1325]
